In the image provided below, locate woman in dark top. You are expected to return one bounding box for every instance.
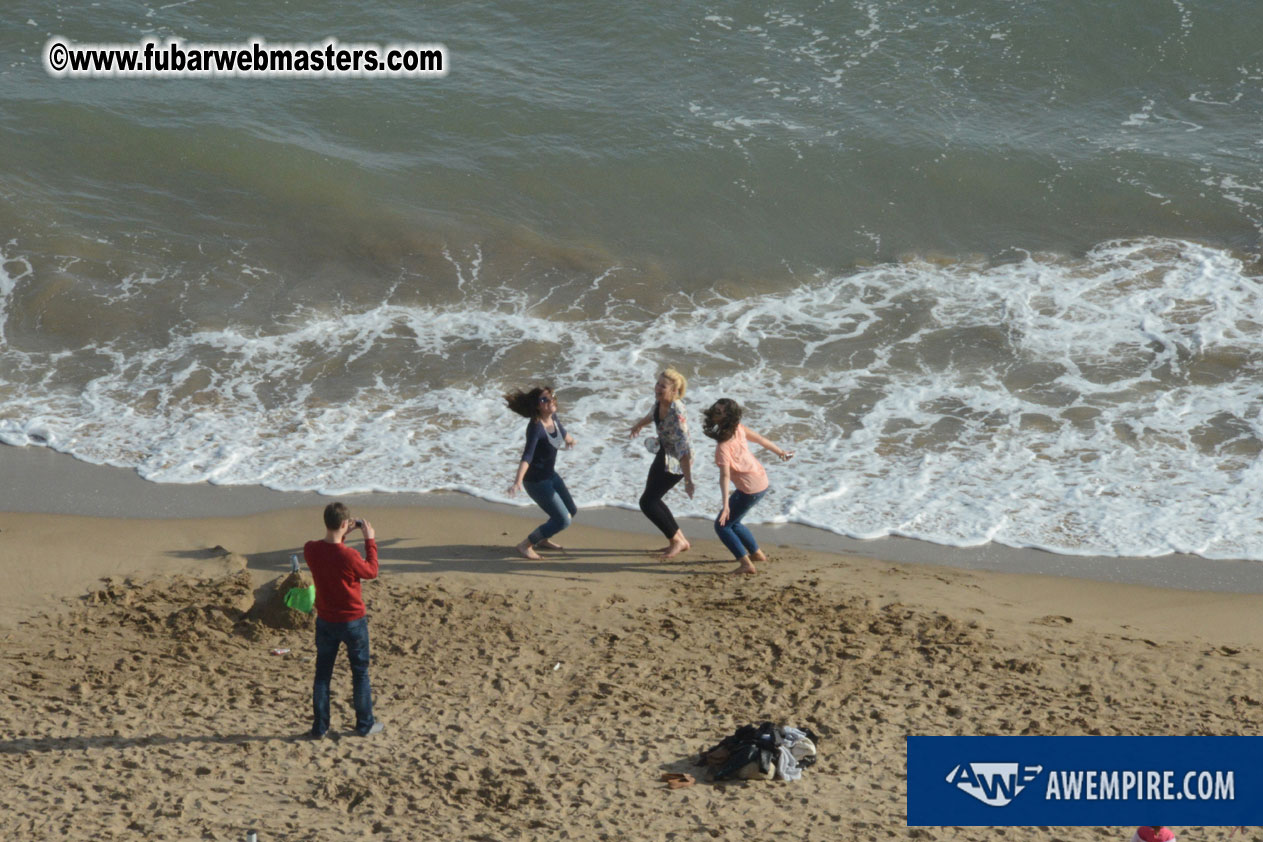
[628,368,695,558]
[505,385,577,560]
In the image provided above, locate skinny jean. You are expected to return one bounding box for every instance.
[524,473,578,544]
[713,487,768,559]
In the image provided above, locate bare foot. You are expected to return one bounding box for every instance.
[536,539,564,551]
[657,538,691,560]
[515,540,541,560]
[750,549,768,563]
[732,558,757,575]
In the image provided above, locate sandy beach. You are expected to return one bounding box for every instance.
[2,450,1262,841]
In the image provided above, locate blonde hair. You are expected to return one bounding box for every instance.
[660,368,687,399]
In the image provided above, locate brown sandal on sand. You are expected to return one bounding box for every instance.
[660,772,695,789]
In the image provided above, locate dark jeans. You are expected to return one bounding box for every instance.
[312,616,374,737]
[713,487,768,559]
[524,473,577,544]
[639,449,683,538]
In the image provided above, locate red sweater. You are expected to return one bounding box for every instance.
[304,538,379,622]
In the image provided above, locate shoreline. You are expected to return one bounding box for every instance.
[6,443,1263,594]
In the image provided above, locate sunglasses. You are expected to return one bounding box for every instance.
[538,394,556,404]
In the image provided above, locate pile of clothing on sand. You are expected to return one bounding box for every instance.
[697,722,820,782]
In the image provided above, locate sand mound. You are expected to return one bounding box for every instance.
[80,551,315,641]
[86,567,257,640]
[256,570,316,631]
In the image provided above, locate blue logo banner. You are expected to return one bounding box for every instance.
[907,737,1262,826]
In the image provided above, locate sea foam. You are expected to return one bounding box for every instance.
[2,238,1263,561]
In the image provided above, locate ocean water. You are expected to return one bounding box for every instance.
[2,0,1263,559]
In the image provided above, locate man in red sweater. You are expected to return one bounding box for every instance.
[304,502,383,738]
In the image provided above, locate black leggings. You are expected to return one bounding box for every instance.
[639,449,683,538]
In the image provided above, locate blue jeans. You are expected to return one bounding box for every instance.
[714,488,768,559]
[312,616,374,737]
[524,473,578,544]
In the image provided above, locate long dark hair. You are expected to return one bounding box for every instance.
[702,398,742,442]
[504,385,554,419]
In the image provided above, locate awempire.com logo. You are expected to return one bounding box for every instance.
[946,763,1044,806]
[908,737,1260,826]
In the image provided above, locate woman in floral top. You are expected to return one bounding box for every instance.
[629,368,695,558]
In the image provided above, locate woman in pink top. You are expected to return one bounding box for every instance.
[702,398,794,574]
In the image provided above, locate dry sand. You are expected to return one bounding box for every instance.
[2,502,1263,842]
